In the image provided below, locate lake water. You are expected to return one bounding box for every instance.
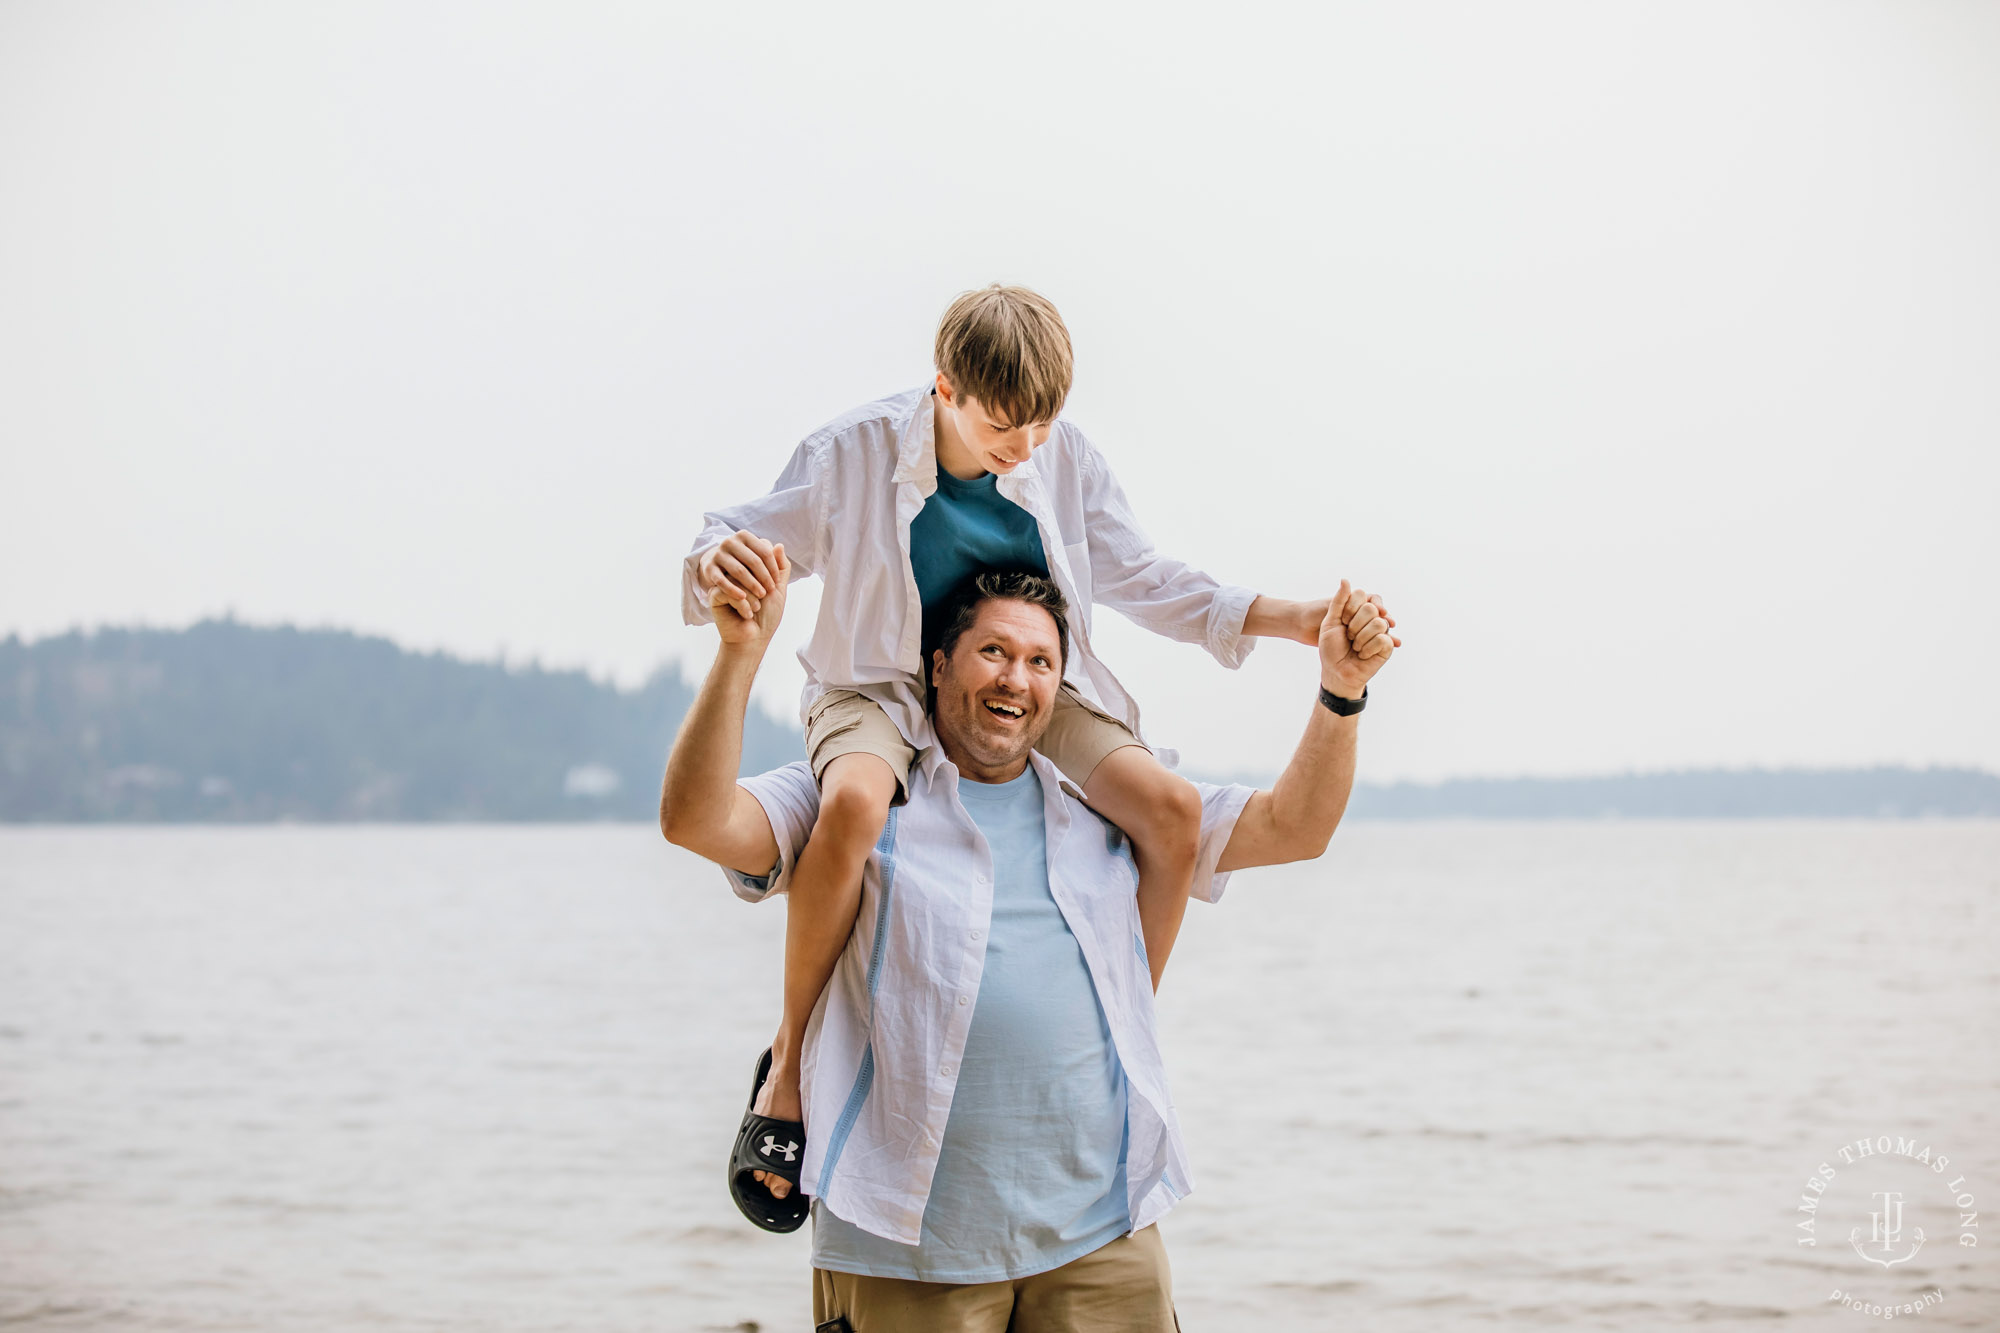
[1,822,1995,1331]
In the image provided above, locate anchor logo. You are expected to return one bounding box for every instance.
[761,1134,799,1162]
[1850,1191,1925,1267]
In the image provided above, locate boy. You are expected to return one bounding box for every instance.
[682,285,1334,1217]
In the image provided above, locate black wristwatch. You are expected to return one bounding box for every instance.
[1318,684,1367,716]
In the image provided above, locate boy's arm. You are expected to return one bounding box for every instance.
[1073,437,1261,667]
[681,437,825,628]
[1076,437,1365,654]
[1241,593,1343,646]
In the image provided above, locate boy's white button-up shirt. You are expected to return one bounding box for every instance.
[723,750,1256,1246]
[681,383,1260,763]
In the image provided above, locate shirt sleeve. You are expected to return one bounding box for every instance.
[1074,434,1260,669]
[1190,781,1257,904]
[680,436,828,627]
[720,762,823,903]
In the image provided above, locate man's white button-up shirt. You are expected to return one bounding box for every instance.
[681,382,1261,764]
[722,748,1256,1246]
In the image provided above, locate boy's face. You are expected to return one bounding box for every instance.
[936,377,1053,476]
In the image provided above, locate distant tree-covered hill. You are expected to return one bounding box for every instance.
[0,620,802,821]
[3,621,1995,821]
[1345,767,2000,819]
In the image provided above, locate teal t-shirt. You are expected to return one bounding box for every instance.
[810,766,1132,1281]
[909,464,1050,645]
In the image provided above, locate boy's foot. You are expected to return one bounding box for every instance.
[727,1048,808,1233]
[751,1049,804,1199]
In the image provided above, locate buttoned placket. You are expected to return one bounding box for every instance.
[925,763,1000,1151]
[891,407,939,677]
[1034,763,1124,1048]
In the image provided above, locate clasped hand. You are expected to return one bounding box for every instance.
[707,532,790,648]
[1320,579,1399,700]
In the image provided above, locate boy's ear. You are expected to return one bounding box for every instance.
[930,647,946,684]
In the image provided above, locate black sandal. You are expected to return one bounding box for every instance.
[727,1048,809,1233]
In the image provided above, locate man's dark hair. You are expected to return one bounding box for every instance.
[929,570,1070,676]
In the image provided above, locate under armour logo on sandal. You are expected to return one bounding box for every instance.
[761,1134,799,1162]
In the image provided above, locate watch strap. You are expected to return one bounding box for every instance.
[1318,684,1367,716]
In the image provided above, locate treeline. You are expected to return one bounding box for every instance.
[4,621,1996,821]
[1345,767,2000,819]
[0,620,801,821]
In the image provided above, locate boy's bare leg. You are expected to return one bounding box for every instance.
[751,751,899,1200]
[1081,747,1203,992]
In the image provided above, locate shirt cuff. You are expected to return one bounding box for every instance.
[681,545,721,627]
[1205,584,1260,670]
[724,862,783,903]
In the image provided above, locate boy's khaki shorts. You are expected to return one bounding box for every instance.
[805,686,1144,804]
[811,1223,1177,1332]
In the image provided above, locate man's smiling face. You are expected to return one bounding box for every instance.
[930,597,1064,781]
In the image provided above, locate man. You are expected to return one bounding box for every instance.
[660,558,1397,1331]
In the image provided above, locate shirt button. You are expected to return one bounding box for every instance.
[969,930,982,941]
[957,994,969,1007]
[940,1064,955,1077]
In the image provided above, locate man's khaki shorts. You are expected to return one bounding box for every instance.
[811,1224,1177,1332]
[805,686,1144,804]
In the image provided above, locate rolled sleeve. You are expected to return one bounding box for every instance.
[679,438,827,628]
[724,862,781,903]
[721,762,822,903]
[1203,583,1261,671]
[1190,781,1257,904]
[681,521,730,628]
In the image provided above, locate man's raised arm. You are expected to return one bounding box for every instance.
[1216,580,1399,873]
[659,546,792,877]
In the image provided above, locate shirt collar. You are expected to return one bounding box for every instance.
[912,731,1088,805]
[1030,747,1090,804]
[893,381,938,485]
[915,734,950,785]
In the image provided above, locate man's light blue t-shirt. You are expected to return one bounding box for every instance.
[811,765,1131,1282]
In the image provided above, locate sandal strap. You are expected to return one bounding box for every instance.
[732,1111,807,1188]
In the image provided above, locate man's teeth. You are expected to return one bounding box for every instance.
[984,701,1025,717]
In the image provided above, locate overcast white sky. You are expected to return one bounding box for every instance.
[3,1,1996,782]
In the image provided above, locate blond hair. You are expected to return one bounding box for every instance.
[933,284,1073,428]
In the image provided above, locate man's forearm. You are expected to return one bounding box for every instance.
[1216,695,1359,872]
[1219,579,1392,872]
[658,643,763,841]
[1267,700,1358,856]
